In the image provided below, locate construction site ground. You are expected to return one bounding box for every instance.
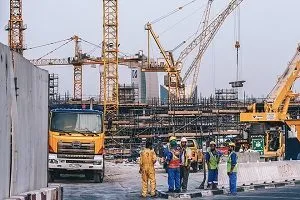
[57,161,300,200]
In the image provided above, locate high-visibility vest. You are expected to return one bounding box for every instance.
[208,151,220,170]
[227,152,238,172]
[181,147,191,167]
[169,149,180,168]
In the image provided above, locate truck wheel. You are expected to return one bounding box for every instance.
[48,172,54,182]
[191,162,199,173]
[94,172,101,183]
[94,171,104,183]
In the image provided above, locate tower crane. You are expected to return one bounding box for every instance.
[240,45,300,160]
[144,0,244,100]
[6,0,26,54]
[102,0,119,119]
[30,36,143,101]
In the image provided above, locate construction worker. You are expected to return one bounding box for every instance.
[180,137,192,192]
[166,136,181,193]
[205,141,222,189]
[227,142,238,196]
[139,139,157,198]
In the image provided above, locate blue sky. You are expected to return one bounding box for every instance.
[1,0,300,98]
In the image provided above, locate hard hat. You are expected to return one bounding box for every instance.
[169,136,177,142]
[181,137,187,142]
[228,142,236,147]
[209,141,216,146]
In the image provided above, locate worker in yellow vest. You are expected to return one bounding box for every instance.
[205,141,222,189]
[140,140,157,197]
[227,142,238,195]
[180,137,192,192]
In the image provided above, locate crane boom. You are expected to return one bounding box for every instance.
[240,45,300,122]
[266,45,300,111]
[176,0,243,66]
[183,0,213,97]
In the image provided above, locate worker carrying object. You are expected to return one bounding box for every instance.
[165,136,181,193]
[180,137,192,192]
[205,141,222,190]
[140,139,157,197]
[227,142,238,196]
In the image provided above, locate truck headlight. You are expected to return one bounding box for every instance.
[49,159,58,164]
[93,160,102,165]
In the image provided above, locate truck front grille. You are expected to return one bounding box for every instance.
[57,141,95,155]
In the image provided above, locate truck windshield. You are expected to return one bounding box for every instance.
[50,112,102,133]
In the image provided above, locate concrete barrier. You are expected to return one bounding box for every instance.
[218,160,300,188]
[220,152,260,163]
[5,185,63,200]
[0,43,50,199]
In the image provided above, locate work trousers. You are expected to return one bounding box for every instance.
[141,167,156,197]
[180,166,190,190]
[229,172,237,195]
[208,169,218,185]
[168,167,180,191]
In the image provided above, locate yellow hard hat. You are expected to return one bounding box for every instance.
[228,142,236,147]
[210,141,216,146]
[169,136,177,142]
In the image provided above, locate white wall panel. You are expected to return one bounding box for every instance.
[0,43,48,197]
[0,43,12,199]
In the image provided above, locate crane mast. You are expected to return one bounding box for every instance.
[6,0,26,54]
[182,0,213,98]
[102,0,119,118]
[73,36,83,100]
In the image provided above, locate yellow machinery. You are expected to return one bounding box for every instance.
[240,45,300,160]
[48,108,105,183]
[144,0,244,100]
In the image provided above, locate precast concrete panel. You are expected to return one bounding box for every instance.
[10,51,48,196]
[0,43,49,196]
[0,43,12,199]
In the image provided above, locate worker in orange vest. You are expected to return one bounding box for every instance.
[139,139,157,197]
[166,136,181,193]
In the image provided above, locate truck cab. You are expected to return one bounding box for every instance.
[48,109,105,182]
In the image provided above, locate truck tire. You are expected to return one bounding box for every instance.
[94,172,101,183]
[48,171,54,182]
[191,162,199,173]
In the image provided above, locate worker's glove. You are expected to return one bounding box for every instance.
[227,172,231,176]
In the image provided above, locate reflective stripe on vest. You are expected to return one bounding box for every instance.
[169,150,180,168]
[182,147,191,167]
[208,151,219,170]
[227,152,238,172]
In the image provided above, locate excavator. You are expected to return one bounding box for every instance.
[240,45,300,160]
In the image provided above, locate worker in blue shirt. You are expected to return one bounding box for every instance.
[227,142,238,195]
[205,141,222,190]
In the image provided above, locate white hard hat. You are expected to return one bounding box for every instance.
[181,137,187,142]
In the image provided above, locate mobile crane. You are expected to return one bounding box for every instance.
[240,45,300,160]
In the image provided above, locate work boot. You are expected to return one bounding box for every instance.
[212,183,218,190]
[167,189,174,193]
[206,184,212,190]
[175,189,181,193]
[182,189,187,193]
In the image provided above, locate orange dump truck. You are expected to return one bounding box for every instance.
[48,109,105,182]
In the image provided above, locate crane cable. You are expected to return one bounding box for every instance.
[36,39,73,60]
[26,37,73,50]
[234,6,241,81]
[150,0,199,24]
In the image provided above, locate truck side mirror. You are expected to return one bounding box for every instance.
[107,118,113,130]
